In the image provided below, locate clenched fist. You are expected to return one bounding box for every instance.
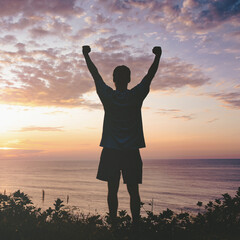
[82,45,91,55]
[152,46,162,57]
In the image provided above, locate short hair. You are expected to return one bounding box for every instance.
[113,65,131,83]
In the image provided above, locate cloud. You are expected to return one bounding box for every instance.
[231,31,240,40]
[151,0,240,33]
[0,0,84,18]
[0,17,40,31]
[84,13,111,26]
[88,44,209,91]
[156,108,194,120]
[0,0,239,44]
[94,34,131,52]
[0,47,94,107]
[29,19,72,39]
[224,30,240,43]
[29,27,52,38]
[153,57,210,90]
[224,46,240,54]
[71,27,96,41]
[198,1,240,25]
[172,114,194,121]
[70,26,117,42]
[20,139,52,145]
[96,13,112,24]
[16,126,64,132]
[94,0,240,39]
[0,35,209,108]
[0,35,17,44]
[43,111,67,115]
[210,92,240,109]
[96,0,133,13]
[207,118,218,123]
[144,32,158,38]
[156,108,181,114]
[0,0,84,38]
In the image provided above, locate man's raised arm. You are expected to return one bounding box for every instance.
[82,45,104,84]
[141,46,162,87]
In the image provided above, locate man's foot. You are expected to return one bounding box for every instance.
[106,214,118,230]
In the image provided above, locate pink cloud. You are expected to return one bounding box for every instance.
[94,34,131,52]
[29,19,72,38]
[17,126,64,132]
[210,92,240,109]
[0,34,209,108]
[0,47,93,107]
[70,27,96,41]
[0,0,84,37]
[0,35,17,44]
[0,0,84,17]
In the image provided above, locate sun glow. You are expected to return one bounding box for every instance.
[0,105,21,133]
[0,147,17,150]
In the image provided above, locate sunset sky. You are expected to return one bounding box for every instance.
[0,0,240,160]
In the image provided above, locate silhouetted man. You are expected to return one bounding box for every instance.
[82,45,161,224]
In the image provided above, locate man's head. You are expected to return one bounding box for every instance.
[113,65,131,90]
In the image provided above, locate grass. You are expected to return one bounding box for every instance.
[0,188,240,240]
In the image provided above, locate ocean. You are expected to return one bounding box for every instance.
[0,158,240,215]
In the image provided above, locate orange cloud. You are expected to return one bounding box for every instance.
[16,126,64,132]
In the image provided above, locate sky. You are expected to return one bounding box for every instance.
[0,0,240,160]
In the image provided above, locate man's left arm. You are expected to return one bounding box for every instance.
[133,47,162,100]
[140,46,162,88]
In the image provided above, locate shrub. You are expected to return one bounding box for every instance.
[0,188,239,240]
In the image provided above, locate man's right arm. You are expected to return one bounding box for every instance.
[82,45,104,85]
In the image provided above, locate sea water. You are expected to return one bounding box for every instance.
[0,159,240,215]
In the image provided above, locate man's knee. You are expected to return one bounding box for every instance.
[127,183,139,197]
[108,180,120,195]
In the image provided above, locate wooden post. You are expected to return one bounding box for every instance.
[42,190,45,202]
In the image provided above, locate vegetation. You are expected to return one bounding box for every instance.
[0,188,240,240]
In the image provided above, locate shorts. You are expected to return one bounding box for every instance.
[96,148,143,184]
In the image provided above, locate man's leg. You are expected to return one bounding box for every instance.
[107,177,120,220]
[127,183,141,224]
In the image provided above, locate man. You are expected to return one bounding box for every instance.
[82,45,161,224]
